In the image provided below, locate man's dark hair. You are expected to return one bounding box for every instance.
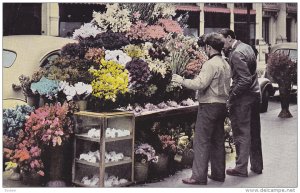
[204,32,224,53]
[218,28,236,39]
[197,34,206,47]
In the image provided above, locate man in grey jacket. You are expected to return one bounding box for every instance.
[172,32,231,185]
[219,29,263,177]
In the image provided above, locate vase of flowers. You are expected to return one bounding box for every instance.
[24,102,73,186]
[134,143,158,182]
[59,81,92,111]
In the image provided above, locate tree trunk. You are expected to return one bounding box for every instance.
[278,82,293,118]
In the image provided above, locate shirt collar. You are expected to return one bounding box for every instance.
[232,40,238,49]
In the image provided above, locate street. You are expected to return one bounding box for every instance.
[139,97,298,188]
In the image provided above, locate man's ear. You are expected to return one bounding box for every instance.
[227,35,232,42]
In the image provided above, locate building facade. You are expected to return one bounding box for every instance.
[3,3,297,62]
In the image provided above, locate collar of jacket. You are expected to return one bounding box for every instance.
[208,53,222,60]
[231,40,241,51]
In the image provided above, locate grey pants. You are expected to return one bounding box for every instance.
[230,94,263,174]
[191,103,227,182]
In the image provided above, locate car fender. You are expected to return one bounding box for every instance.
[258,78,275,96]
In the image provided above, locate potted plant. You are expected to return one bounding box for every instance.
[24,102,73,186]
[17,75,40,107]
[134,143,158,182]
[153,135,176,175]
[267,52,297,118]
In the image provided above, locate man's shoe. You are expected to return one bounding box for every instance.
[250,168,262,174]
[226,168,248,177]
[182,178,207,185]
[207,174,225,182]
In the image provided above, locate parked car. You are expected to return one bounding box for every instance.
[3,35,77,107]
[258,77,275,113]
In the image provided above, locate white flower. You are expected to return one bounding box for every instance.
[92,3,132,33]
[105,50,132,66]
[72,23,103,40]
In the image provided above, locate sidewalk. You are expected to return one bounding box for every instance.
[139,101,298,188]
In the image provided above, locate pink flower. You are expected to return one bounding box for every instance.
[37,170,45,176]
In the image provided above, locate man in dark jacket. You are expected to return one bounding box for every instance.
[219,29,263,177]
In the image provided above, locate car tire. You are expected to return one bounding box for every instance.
[260,89,269,113]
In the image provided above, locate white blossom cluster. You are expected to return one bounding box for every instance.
[106,128,130,138]
[59,81,92,101]
[87,128,101,138]
[105,151,124,163]
[105,50,132,66]
[92,3,132,33]
[79,150,100,163]
[146,58,168,78]
[181,98,197,106]
[104,173,128,187]
[72,23,103,40]
[81,175,99,186]
[152,3,176,19]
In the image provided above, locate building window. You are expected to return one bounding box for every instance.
[234,14,256,45]
[204,12,230,34]
[262,17,270,44]
[234,3,252,9]
[204,3,227,8]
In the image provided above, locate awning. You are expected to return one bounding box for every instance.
[176,5,200,12]
[204,7,230,14]
[234,9,256,15]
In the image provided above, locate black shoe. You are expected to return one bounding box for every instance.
[182,178,207,185]
[226,168,248,177]
[250,168,262,174]
[207,174,225,182]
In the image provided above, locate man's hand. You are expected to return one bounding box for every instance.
[172,74,184,84]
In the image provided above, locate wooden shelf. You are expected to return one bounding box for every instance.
[73,180,98,187]
[75,133,100,142]
[105,158,132,168]
[105,135,133,142]
[75,159,99,167]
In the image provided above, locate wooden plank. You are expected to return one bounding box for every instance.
[105,159,132,168]
[75,133,100,142]
[105,135,133,142]
[75,159,100,167]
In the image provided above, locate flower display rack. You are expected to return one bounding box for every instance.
[72,111,135,187]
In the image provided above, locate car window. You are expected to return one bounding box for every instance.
[40,51,61,68]
[274,49,289,56]
[3,50,17,68]
[289,49,297,63]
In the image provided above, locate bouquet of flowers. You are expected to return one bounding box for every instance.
[73,23,103,40]
[3,105,34,138]
[59,81,93,101]
[92,3,132,33]
[125,58,151,92]
[158,135,177,155]
[89,59,129,102]
[30,77,60,100]
[135,143,158,163]
[24,102,73,147]
[12,141,45,177]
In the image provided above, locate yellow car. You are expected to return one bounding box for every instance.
[3,35,77,108]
